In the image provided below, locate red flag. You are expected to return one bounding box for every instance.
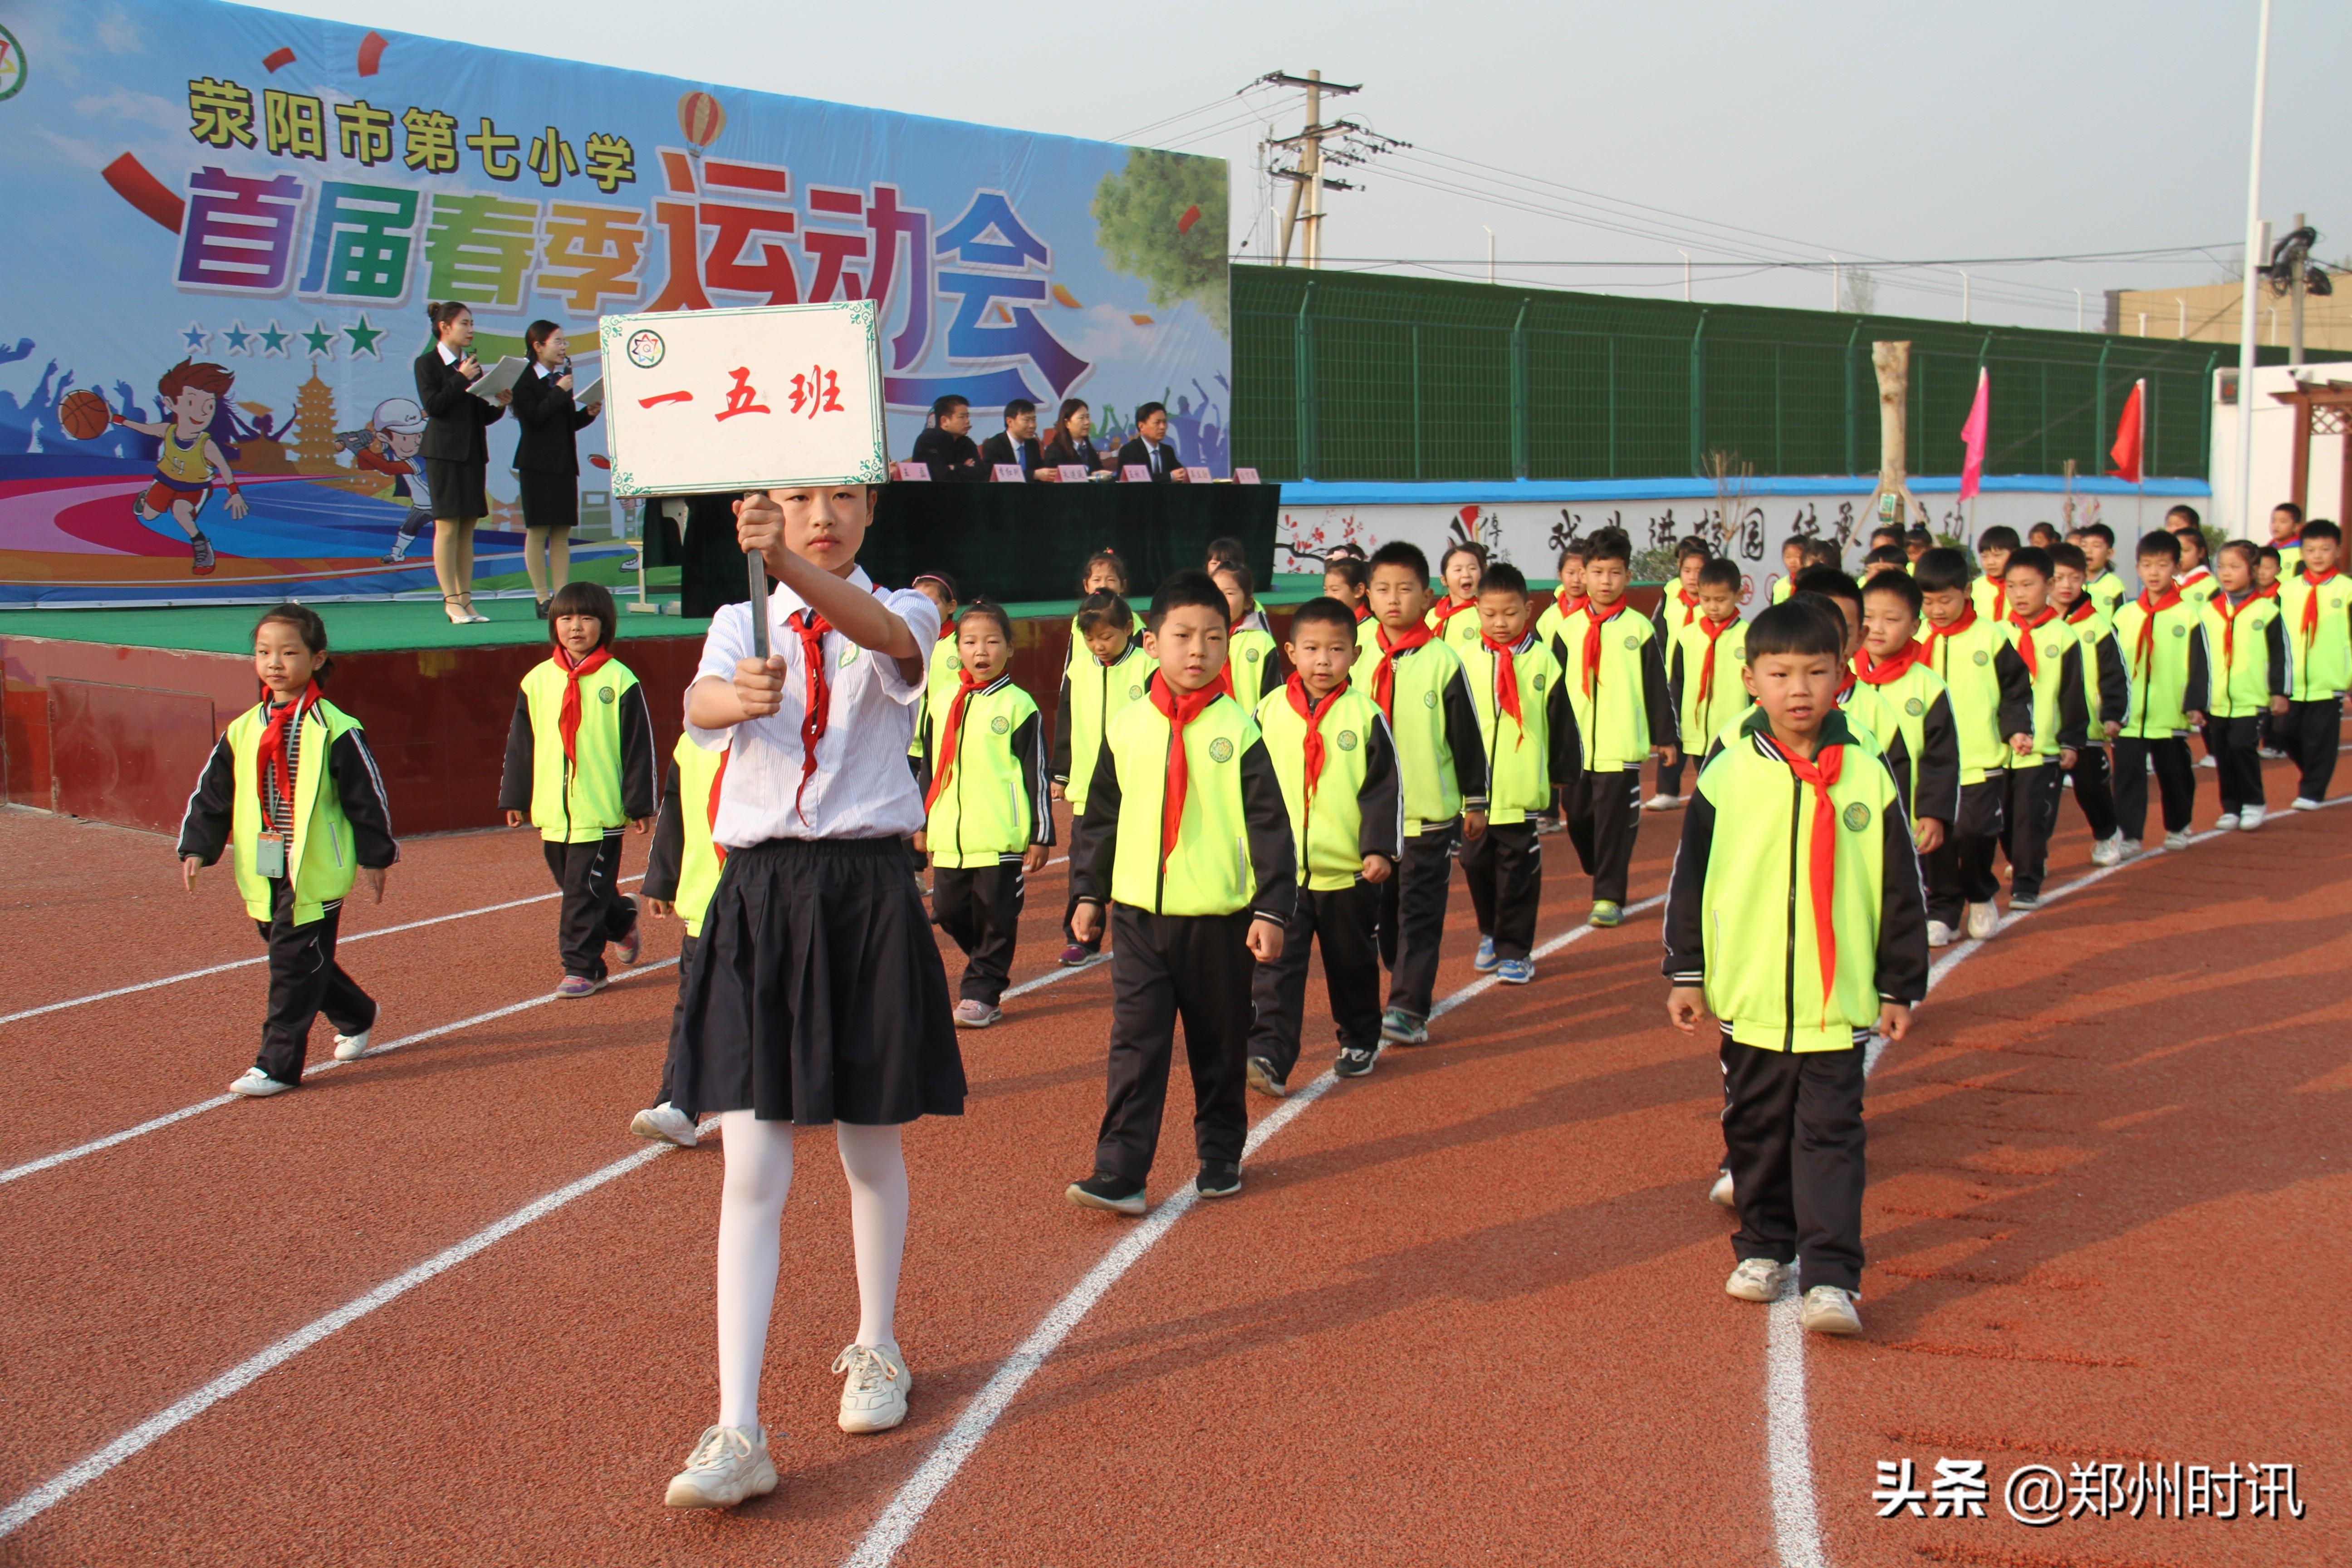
[2107,379,2145,484]
[1958,367,1990,503]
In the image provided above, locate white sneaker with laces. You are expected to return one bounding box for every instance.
[1963,902,1998,941]
[2089,834,2121,867]
[1926,920,1957,948]
[1800,1284,1864,1336]
[631,1103,698,1147]
[2164,829,2192,851]
[331,1028,371,1062]
[2239,804,2265,831]
[1725,1257,1791,1302]
[2117,838,2144,861]
[2215,812,2239,831]
[229,1067,295,1097]
[833,1343,911,1434]
[2293,797,2324,811]
[664,1424,778,1509]
[1708,1170,1735,1209]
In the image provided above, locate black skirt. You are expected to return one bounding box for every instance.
[425,457,487,521]
[674,836,964,1125]
[516,469,578,531]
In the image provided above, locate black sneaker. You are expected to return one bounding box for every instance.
[1245,1055,1287,1099]
[1065,1174,1146,1216]
[1334,1044,1379,1078]
[1195,1161,1242,1199]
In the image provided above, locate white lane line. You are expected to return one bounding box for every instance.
[0,1114,716,1542]
[1769,794,2352,1568]
[841,893,1667,1568]
[0,876,646,1028]
[0,960,678,1189]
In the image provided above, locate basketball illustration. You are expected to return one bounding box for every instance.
[59,388,111,441]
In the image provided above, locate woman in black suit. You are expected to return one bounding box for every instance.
[511,319,604,617]
[1040,397,1112,475]
[414,300,509,624]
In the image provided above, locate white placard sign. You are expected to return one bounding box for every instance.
[1183,466,1212,485]
[599,300,887,496]
[1056,464,1089,483]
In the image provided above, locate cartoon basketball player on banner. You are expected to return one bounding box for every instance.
[113,359,248,576]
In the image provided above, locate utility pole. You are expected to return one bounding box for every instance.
[1260,69,1362,269]
[2233,0,2272,541]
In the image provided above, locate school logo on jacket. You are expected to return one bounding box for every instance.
[1973,650,1989,665]
[1622,634,1639,649]
[1129,683,1144,698]
[2043,641,2064,660]
[990,715,1009,734]
[1533,672,1547,691]
[1904,696,1925,715]
[1338,729,1358,751]
[1422,690,1438,708]
[1245,647,1260,662]
[598,687,615,704]
[1208,737,1234,763]
[2172,624,2187,637]
[1842,801,1872,832]
[838,647,858,668]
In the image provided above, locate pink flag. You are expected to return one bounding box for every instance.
[1958,367,1990,503]
[2107,379,2145,484]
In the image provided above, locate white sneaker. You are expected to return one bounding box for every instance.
[2293,797,2324,811]
[229,1067,295,1098]
[833,1343,911,1434]
[2164,829,2192,851]
[1800,1284,1864,1336]
[1725,1257,1792,1302]
[1963,902,1998,941]
[2215,812,2239,831]
[1926,920,1957,948]
[1643,793,1678,812]
[2117,838,2144,861]
[664,1424,778,1509]
[631,1102,698,1147]
[2089,834,2121,867]
[331,1027,372,1062]
[2197,754,2217,769]
[1708,1170,1736,1209]
[2239,804,2265,831]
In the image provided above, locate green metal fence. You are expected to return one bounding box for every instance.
[1230,264,2332,484]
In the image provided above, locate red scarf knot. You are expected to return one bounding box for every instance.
[1579,600,1630,697]
[1855,640,1927,686]
[2301,568,2340,642]
[1285,674,1345,807]
[1693,614,1739,706]
[1435,597,1476,629]
[1555,588,1587,620]
[1759,734,1846,1007]
[2009,606,2058,681]
[921,668,983,814]
[1147,680,1223,875]
[1921,604,1978,671]
[1372,622,1435,718]
[2064,598,2097,625]
[2131,587,2182,675]
[2211,591,2256,669]
[1676,585,1701,626]
[1481,632,1528,746]
[256,681,322,821]
[553,645,613,767]
[789,609,834,825]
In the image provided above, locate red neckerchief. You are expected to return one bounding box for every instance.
[921,669,982,814]
[2064,598,2097,626]
[256,681,321,823]
[936,617,956,642]
[1921,604,1978,672]
[1481,631,1528,747]
[2252,582,2281,603]
[1285,673,1344,807]
[553,645,614,766]
[2301,567,2340,642]
[1147,680,1222,876]
[789,609,833,824]
[1554,588,1587,620]
[2131,586,2181,676]
[1983,578,2009,622]
[1694,614,1737,706]
[1675,585,1700,626]
[1353,604,1373,627]
[1435,597,1477,631]
[2177,565,2211,593]
[1756,731,1845,1006]
[1372,622,1435,717]
[709,748,730,865]
[2009,606,2058,681]
[1580,598,1631,696]
[1216,615,1257,700]
[2211,591,2257,669]
[1855,640,1926,686]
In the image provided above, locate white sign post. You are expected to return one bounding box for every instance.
[600,300,889,651]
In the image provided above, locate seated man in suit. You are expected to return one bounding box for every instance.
[977,397,1058,481]
[910,394,984,481]
[1115,401,1190,483]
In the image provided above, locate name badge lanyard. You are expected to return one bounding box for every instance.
[254,690,317,879]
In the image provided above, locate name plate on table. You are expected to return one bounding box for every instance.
[1184,466,1212,484]
[1235,467,1261,485]
[1056,464,1090,483]
[1121,465,1151,482]
[600,299,887,495]
[992,463,1026,483]
[892,461,931,481]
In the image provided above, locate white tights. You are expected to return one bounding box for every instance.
[714,1112,908,1431]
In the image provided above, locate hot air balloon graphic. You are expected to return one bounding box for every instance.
[678,91,725,152]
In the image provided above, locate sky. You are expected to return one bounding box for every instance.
[259,0,2346,335]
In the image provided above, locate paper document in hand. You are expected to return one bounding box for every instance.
[599,300,887,495]
[468,356,529,401]
[574,374,603,408]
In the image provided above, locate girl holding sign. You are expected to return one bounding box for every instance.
[661,483,963,1511]
[413,302,510,626]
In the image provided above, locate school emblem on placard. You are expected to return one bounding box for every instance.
[1337,730,1358,751]
[598,687,615,704]
[1904,696,1925,716]
[1842,801,1871,832]
[989,715,1009,734]
[1973,650,1989,665]
[1208,737,1234,763]
[1422,690,1439,708]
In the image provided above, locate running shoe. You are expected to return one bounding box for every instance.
[2009,892,2040,911]
[1333,1044,1380,1078]
[2117,839,2144,860]
[1245,1055,1287,1099]
[1926,920,1957,948]
[632,1102,699,1147]
[556,975,604,998]
[2163,829,2192,851]
[1963,902,1998,941]
[1589,901,1623,928]
[1058,943,1095,967]
[952,1000,1001,1028]
[1195,1161,1242,1199]
[1472,936,1500,973]
[615,919,643,967]
[1708,1170,1736,1209]
[833,1344,911,1434]
[1643,793,1678,812]
[1725,1258,1791,1302]
[1379,1008,1428,1046]
[1066,1174,1147,1215]
[330,1027,372,1063]
[2215,812,2240,831]
[1496,956,1535,985]
[664,1425,777,1509]
[190,534,216,576]
[2089,834,2121,867]
[1800,1285,1864,1336]
[228,1067,295,1098]
[2240,804,2266,831]
[2293,797,2324,811]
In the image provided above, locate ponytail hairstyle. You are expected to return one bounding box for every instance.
[1079,547,1129,595]
[957,597,1017,643]
[253,603,333,684]
[425,300,472,343]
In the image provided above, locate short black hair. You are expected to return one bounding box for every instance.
[2028,522,2062,545]
[1206,535,1247,571]
[1322,554,1370,592]
[1134,400,1167,425]
[1792,565,1862,617]
[1801,538,1841,568]
[1075,590,1136,638]
[2301,518,2340,544]
[1904,525,1934,548]
[1582,526,1632,566]
[1146,568,1227,632]
[1868,525,1904,549]
[2048,542,2088,575]
[931,394,969,420]
[957,598,1016,642]
[1863,544,1907,569]
[548,580,617,651]
[2166,504,2201,529]
[1675,535,1712,564]
[2136,530,2181,563]
[1556,539,1588,568]
[1287,595,1359,640]
[2176,526,2207,561]
[2004,546,2053,583]
[1696,557,1742,594]
[253,603,335,683]
[2256,543,2282,566]
[1478,561,1529,597]
[1862,569,1924,618]
[1913,546,1972,595]
[1745,598,1845,661]
[1003,397,1036,421]
[1369,540,1432,581]
[2272,500,2303,525]
[1976,525,2020,553]
[2080,521,2115,547]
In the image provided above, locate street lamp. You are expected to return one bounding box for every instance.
[1482,225,1494,286]
[1677,249,1690,302]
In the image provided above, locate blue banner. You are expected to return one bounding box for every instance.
[0,0,1230,604]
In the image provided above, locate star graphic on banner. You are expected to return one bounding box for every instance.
[221,322,253,355]
[257,321,290,356]
[343,315,385,357]
[302,321,338,357]
[181,322,209,352]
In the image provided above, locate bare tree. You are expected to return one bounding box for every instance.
[1705,449,1754,553]
[1869,341,1919,533]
